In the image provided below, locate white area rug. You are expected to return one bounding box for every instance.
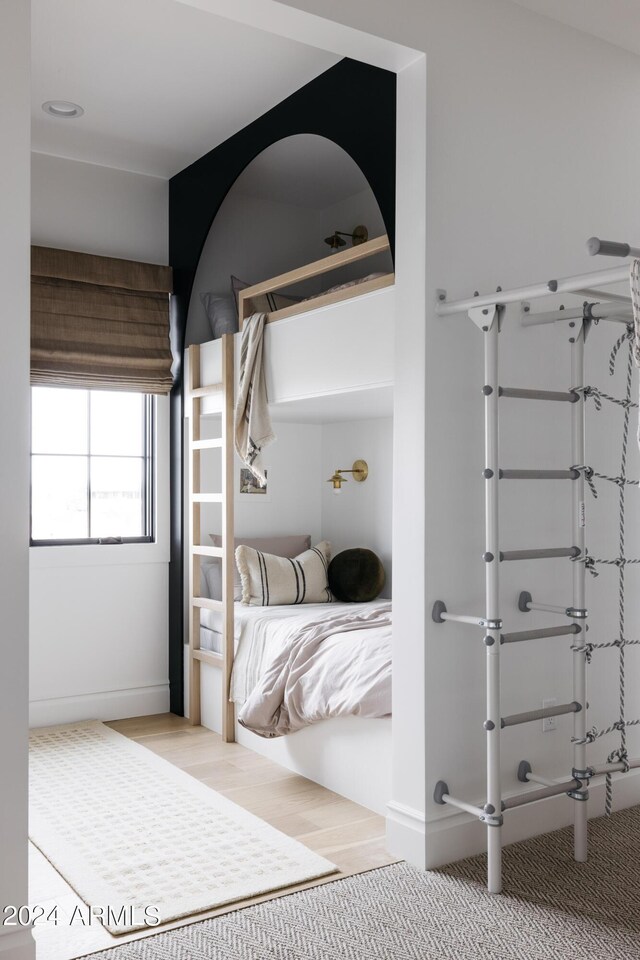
[29,721,336,934]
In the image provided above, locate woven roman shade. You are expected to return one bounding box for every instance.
[31,246,174,394]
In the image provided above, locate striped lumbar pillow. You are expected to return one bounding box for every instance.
[235,541,333,606]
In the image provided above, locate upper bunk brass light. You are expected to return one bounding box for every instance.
[323,225,369,251]
[326,459,369,495]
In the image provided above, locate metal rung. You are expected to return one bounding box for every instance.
[501,624,581,644]
[192,596,224,611]
[193,493,223,503]
[499,387,579,403]
[591,757,640,777]
[192,438,223,450]
[190,383,223,398]
[500,547,579,562]
[193,648,223,666]
[502,779,580,810]
[518,591,587,619]
[192,546,224,558]
[499,469,579,480]
[502,701,581,728]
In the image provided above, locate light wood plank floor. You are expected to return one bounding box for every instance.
[30,714,397,960]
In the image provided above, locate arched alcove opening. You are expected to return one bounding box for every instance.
[186,133,393,345]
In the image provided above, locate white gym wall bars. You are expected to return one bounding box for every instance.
[432,237,640,894]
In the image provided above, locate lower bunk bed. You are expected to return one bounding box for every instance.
[187,598,392,815]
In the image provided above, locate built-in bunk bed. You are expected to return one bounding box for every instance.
[184,236,394,815]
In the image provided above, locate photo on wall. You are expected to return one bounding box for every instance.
[239,467,269,498]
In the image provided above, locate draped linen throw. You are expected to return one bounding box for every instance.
[234,312,275,485]
[630,260,640,448]
[31,246,174,393]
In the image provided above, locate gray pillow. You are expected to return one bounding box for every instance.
[200,292,238,339]
[207,534,312,601]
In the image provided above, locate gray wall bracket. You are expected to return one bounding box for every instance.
[433,780,449,805]
[432,600,447,624]
[518,591,532,613]
[517,760,532,783]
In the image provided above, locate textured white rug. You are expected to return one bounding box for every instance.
[29,721,336,934]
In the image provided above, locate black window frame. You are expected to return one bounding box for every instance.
[30,389,156,547]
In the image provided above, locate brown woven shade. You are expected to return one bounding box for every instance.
[31,246,174,394]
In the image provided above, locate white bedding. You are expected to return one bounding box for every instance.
[198,601,391,733]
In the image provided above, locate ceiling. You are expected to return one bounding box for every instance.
[233,135,371,209]
[509,0,640,58]
[31,0,339,179]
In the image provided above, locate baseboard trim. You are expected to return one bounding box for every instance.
[425,768,640,869]
[29,684,170,727]
[0,927,36,959]
[386,800,426,868]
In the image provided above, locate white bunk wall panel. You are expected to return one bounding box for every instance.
[197,285,394,417]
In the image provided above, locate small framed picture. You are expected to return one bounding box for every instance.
[239,466,270,501]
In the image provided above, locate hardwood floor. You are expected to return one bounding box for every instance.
[30,714,397,960]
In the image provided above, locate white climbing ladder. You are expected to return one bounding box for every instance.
[432,238,640,894]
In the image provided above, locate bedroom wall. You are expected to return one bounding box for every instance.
[186,192,322,345]
[0,0,34,956]
[280,0,640,866]
[320,417,393,595]
[29,152,171,725]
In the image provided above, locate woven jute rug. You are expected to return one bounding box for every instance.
[86,804,640,958]
[29,721,335,934]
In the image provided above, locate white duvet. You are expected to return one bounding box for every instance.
[223,600,391,737]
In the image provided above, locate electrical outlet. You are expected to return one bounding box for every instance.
[542,698,557,732]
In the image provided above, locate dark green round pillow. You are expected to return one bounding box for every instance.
[328,548,385,603]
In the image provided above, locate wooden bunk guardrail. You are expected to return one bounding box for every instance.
[238,234,394,328]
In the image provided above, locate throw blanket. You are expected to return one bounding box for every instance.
[630,261,640,448]
[237,602,392,737]
[234,312,274,485]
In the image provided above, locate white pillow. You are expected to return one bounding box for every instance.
[206,534,312,601]
[235,541,333,606]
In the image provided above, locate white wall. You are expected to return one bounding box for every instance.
[321,417,393,593]
[187,192,324,345]
[280,0,640,865]
[29,152,171,725]
[0,1,35,955]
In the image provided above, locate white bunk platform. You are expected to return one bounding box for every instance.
[184,237,394,815]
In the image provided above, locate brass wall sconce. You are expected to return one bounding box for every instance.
[326,459,369,495]
[323,225,369,251]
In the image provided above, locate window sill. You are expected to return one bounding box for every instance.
[29,539,170,569]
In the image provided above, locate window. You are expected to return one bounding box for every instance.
[30,387,154,545]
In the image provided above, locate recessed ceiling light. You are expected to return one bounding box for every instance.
[42,100,84,119]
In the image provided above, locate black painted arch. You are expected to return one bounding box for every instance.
[168,58,396,714]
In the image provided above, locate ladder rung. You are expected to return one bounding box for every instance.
[192,438,223,450]
[193,648,223,666]
[193,546,224,558]
[502,701,581,728]
[501,624,581,644]
[193,493,223,503]
[192,596,224,611]
[499,469,579,480]
[190,383,223,398]
[500,547,579,562]
[499,387,579,403]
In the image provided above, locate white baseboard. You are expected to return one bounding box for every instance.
[425,768,640,869]
[29,684,170,727]
[386,800,426,868]
[0,927,36,959]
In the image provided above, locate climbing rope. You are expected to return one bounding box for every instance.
[569,328,639,814]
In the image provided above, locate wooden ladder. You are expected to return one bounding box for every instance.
[187,335,235,742]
